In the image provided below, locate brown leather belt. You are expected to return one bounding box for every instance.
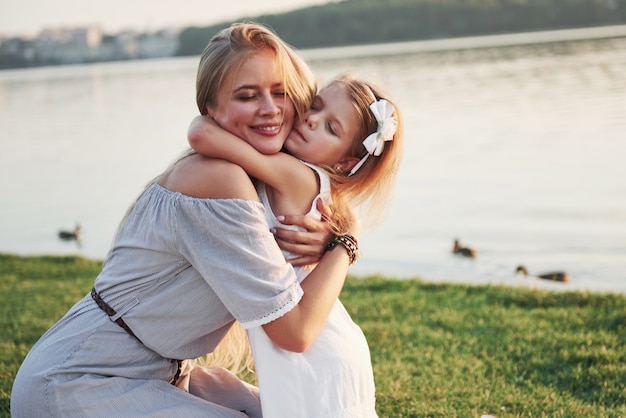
[90,287,182,385]
[91,287,138,340]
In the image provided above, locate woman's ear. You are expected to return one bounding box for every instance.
[334,157,361,175]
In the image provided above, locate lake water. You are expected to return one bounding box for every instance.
[1,28,625,294]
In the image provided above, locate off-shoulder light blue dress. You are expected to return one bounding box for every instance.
[11,182,303,417]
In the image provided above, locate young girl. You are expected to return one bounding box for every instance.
[188,73,403,417]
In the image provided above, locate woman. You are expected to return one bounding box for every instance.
[11,23,359,417]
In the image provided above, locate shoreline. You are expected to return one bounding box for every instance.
[350,258,626,296]
[351,268,626,297]
[2,251,623,296]
[300,24,626,61]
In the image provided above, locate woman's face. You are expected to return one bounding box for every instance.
[208,51,295,155]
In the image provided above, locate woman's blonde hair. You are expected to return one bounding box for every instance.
[196,22,316,121]
[324,73,404,232]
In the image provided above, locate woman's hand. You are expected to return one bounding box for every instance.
[274,198,334,267]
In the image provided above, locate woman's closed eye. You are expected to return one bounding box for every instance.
[236,94,256,101]
[236,90,286,101]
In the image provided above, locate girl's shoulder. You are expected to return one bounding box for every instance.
[300,162,331,196]
[299,162,332,216]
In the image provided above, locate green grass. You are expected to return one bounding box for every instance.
[342,277,626,417]
[1,254,625,417]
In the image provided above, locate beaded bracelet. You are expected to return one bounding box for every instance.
[326,234,360,265]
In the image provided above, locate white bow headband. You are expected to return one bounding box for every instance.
[348,99,397,177]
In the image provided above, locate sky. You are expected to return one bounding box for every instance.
[0,0,332,38]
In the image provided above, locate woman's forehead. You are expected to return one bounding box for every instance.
[216,53,280,99]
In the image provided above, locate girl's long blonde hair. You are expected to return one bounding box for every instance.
[323,73,404,234]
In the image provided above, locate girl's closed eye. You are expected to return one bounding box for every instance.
[310,97,322,112]
[326,121,336,135]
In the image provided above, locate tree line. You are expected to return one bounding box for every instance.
[177,0,626,56]
[3,0,624,69]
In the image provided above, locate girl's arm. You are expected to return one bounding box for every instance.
[188,115,318,213]
[189,115,333,265]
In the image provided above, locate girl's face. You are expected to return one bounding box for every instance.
[285,84,360,169]
[208,51,295,155]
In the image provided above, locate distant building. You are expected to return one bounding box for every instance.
[0,25,180,69]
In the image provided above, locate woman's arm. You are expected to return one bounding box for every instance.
[186,118,356,352]
[263,204,360,352]
[164,154,357,353]
[263,246,350,352]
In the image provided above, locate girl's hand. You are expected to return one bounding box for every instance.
[274,198,334,267]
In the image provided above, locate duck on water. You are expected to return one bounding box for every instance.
[452,239,477,258]
[58,224,81,242]
[515,265,570,283]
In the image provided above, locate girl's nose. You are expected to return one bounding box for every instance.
[304,113,318,129]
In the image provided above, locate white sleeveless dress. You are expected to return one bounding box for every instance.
[249,162,378,418]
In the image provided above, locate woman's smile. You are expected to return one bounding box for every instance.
[253,122,284,135]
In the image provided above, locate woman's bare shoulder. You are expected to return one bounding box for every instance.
[158,153,259,200]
